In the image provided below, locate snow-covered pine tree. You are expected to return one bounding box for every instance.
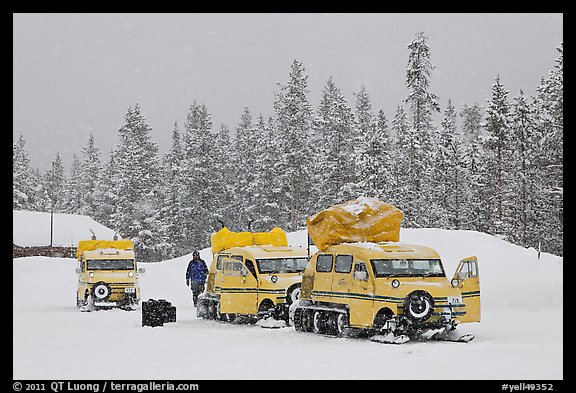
[533,41,563,256]
[94,149,117,229]
[273,59,313,231]
[350,84,376,196]
[42,153,66,213]
[390,106,418,225]
[13,135,38,211]
[248,115,279,231]
[403,32,441,226]
[110,103,164,261]
[461,104,483,142]
[460,104,489,232]
[482,75,513,236]
[212,123,236,230]
[312,76,356,210]
[349,84,374,197]
[355,94,393,202]
[61,154,83,214]
[159,122,187,258]
[181,101,217,250]
[232,107,260,231]
[431,99,467,229]
[508,89,539,248]
[79,134,103,218]
[259,116,287,230]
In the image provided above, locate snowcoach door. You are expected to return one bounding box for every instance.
[220,258,258,315]
[452,256,480,323]
[311,254,335,303]
[348,261,375,328]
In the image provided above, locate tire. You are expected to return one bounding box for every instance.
[92,282,111,302]
[286,284,301,305]
[312,310,326,334]
[207,300,218,320]
[334,312,349,336]
[258,300,275,319]
[293,308,304,331]
[197,298,208,319]
[403,290,434,323]
[221,313,236,323]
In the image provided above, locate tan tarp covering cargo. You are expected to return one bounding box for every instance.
[76,239,134,259]
[211,227,288,253]
[306,197,403,251]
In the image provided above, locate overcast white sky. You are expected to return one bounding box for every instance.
[13,13,563,170]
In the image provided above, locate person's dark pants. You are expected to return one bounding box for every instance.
[190,282,205,306]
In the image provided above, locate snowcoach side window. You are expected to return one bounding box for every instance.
[216,254,229,270]
[335,254,353,273]
[316,254,333,273]
[459,260,478,278]
[222,260,244,276]
[245,259,258,278]
[353,262,369,281]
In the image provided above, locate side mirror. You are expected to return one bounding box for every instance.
[138,268,146,274]
[354,270,367,281]
[75,268,81,274]
[240,266,248,277]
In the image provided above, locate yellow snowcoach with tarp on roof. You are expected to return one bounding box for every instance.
[197,227,309,326]
[75,237,145,311]
[291,197,480,344]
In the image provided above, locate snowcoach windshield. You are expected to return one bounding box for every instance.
[370,259,445,277]
[256,258,308,274]
[86,259,135,271]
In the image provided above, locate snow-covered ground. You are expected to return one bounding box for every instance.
[13,218,562,379]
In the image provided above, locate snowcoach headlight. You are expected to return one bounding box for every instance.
[128,271,134,277]
[89,272,95,278]
[451,278,459,288]
[391,279,400,288]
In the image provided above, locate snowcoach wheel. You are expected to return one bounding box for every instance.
[294,308,304,331]
[196,298,208,318]
[208,300,218,319]
[302,309,315,332]
[92,282,111,302]
[286,284,301,304]
[258,300,276,319]
[334,312,349,336]
[403,290,434,323]
[313,310,327,334]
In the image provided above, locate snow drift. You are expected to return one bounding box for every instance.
[13,211,562,380]
[13,210,116,247]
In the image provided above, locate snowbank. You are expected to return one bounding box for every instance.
[13,210,116,247]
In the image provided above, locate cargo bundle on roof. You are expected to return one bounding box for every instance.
[306,196,403,251]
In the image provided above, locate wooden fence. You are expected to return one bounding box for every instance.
[13,245,77,259]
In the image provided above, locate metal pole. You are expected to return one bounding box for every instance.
[50,161,54,247]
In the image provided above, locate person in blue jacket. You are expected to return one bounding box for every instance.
[186,250,208,306]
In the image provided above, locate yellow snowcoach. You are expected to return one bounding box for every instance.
[291,197,480,343]
[197,227,308,326]
[75,237,145,311]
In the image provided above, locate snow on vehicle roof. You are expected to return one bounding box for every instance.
[322,242,441,259]
[220,245,308,258]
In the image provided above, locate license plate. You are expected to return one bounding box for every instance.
[447,296,462,305]
[124,287,136,293]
